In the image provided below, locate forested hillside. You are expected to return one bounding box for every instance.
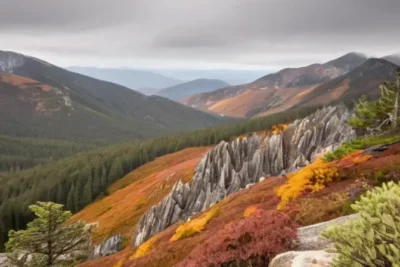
[0,135,100,173]
[0,106,319,250]
[0,51,234,142]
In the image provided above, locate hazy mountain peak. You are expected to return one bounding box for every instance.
[67,66,182,94]
[157,78,230,101]
[0,50,25,73]
[382,53,400,66]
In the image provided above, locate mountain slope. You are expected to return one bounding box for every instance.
[382,54,400,66]
[291,58,399,109]
[157,78,230,101]
[67,66,182,95]
[0,51,232,141]
[184,53,367,117]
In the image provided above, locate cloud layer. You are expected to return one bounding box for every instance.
[1,0,399,69]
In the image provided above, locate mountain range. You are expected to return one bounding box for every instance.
[0,51,234,142]
[183,53,400,117]
[67,66,182,95]
[157,78,230,101]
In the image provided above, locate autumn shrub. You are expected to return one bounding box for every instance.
[322,181,400,267]
[293,193,349,226]
[131,234,159,259]
[177,210,298,267]
[243,206,258,218]
[271,124,288,135]
[276,158,338,209]
[170,206,220,242]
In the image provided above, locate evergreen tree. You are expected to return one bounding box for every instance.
[66,184,75,213]
[349,70,400,132]
[83,176,93,206]
[108,158,124,183]
[6,202,93,267]
[100,166,108,193]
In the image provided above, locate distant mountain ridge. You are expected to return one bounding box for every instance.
[382,54,400,66]
[0,50,234,142]
[183,52,396,118]
[67,66,182,95]
[157,78,230,101]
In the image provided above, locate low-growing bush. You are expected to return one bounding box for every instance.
[170,206,220,242]
[131,235,159,259]
[276,158,338,209]
[323,134,400,162]
[322,181,400,267]
[243,206,258,218]
[177,210,298,267]
[292,193,349,226]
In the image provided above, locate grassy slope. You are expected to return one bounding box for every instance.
[71,147,210,244]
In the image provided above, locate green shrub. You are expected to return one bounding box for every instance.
[322,181,400,267]
[323,134,400,162]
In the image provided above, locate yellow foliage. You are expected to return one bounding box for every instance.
[272,124,288,135]
[276,158,338,209]
[170,206,220,242]
[131,235,158,259]
[243,206,258,218]
[113,259,124,267]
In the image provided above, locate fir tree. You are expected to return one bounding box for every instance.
[108,158,124,183]
[83,176,93,206]
[66,184,75,213]
[6,202,93,267]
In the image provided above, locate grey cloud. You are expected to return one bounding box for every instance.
[0,0,399,69]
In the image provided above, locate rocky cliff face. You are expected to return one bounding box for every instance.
[133,105,355,247]
[92,234,122,258]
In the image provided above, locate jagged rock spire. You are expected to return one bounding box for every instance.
[133,105,355,247]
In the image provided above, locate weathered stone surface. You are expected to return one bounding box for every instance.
[92,234,122,258]
[269,213,360,267]
[0,254,8,267]
[133,106,355,247]
[296,213,359,250]
[269,250,336,267]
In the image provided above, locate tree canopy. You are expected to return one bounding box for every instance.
[349,69,400,133]
[5,202,92,267]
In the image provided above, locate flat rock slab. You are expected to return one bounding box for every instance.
[0,254,9,267]
[297,213,359,250]
[269,250,336,267]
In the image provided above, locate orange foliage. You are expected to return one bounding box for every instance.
[243,206,258,218]
[276,158,338,209]
[352,154,373,164]
[70,147,209,244]
[113,259,124,267]
[0,72,52,91]
[170,206,220,242]
[272,124,288,135]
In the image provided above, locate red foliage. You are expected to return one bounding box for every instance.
[177,210,298,267]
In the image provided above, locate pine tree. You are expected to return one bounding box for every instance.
[66,184,75,212]
[83,176,93,206]
[349,69,400,132]
[108,158,124,183]
[100,165,108,193]
[6,202,93,267]
[56,183,64,204]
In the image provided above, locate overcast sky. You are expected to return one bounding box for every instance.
[1,0,399,70]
